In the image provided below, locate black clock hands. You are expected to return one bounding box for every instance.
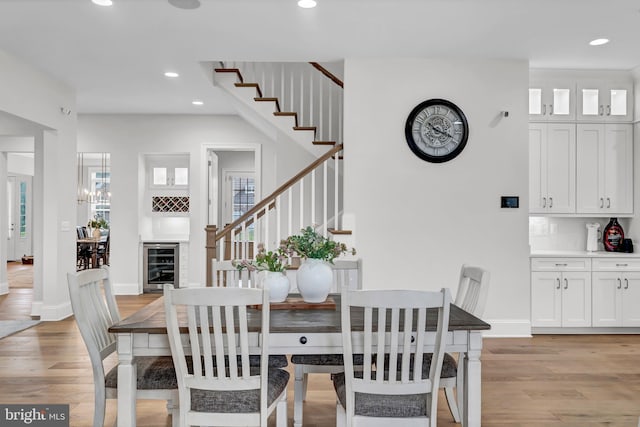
[427,122,453,139]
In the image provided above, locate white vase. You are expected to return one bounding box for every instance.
[296,258,333,303]
[259,271,290,303]
[92,227,101,240]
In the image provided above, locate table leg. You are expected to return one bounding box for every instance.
[463,331,483,427]
[117,333,137,427]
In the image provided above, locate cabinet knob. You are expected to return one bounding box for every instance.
[542,197,547,208]
[599,105,604,116]
[617,278,622,289]
[299,336,308,345]
[606,198,611,208]
[606,105,611,116]
[549,197,553,208]
[564,278,568,289]
[624,278,629,290]
[556,278,561,289]
[600,198,604,208]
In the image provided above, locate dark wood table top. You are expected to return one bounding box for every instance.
[109,293,491,335]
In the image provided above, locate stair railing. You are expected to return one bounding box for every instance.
[205,143,344,285]
[218,61,343,145]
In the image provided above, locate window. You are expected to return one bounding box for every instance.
[224,172,255,240]
[19,181,27,238]
[90,169,111,223]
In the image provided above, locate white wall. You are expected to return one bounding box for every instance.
[343,58,530,336]
[78,114,315,291]
[0,49,76,320]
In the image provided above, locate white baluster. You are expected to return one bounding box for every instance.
[275,196,281,249]
[287,187,293,237]
[323,161,328,237]
[264,206,270,253]
[299,177,305,230]
[311,168,316,226]
[334,149,339,230]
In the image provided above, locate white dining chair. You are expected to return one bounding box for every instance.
[291,258,362,427]
[211,259,289,370]
[333,287,452,427]
[212,259,257,288]
[441,264,490,423]
[67,267,179,427]
[163,284,288,427]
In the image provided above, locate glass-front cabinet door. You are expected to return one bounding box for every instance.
[577,80,633,122]
[529,79,574,121]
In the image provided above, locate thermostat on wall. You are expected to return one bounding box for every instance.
[501,196,519,208]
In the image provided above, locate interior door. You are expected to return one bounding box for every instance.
[6,176,16,261]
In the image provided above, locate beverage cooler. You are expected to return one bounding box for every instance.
[143,242,179,293]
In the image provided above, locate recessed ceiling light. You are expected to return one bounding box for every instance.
[589,38,610,46]
[164,71,179,78]
[298,0,317,8]
[192,100,204,106]
[92,0,113,6]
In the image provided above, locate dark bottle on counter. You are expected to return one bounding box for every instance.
[603,218,624,252]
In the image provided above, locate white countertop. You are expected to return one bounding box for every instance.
[140,237,190,243]
[531,250,640,258]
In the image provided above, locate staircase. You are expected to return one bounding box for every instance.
[205,62,350,285]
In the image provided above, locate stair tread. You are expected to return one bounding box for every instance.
[235,83,262,97]
[293,126,316,131]
[328,228,352,235]
[254,97,281,112]
[313,141,337,146]
[214,68,243,83]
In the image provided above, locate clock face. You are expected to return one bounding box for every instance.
[404,99,469,163]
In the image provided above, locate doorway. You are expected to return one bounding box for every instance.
[6,174,32,262]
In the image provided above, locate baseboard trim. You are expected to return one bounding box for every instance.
[482,319,532,337]
[532,327,640,334]
[30,301,42,317]
[0,281,8,295]
[40,301,72,321]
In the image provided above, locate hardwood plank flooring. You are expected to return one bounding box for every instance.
[2,264,640,426]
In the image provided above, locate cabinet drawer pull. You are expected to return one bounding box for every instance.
[616,264,628,267]
[624,278,629,290]
[555,263,568,267]
[617,278,622,289]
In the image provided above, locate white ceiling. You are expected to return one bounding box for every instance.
[0,0,639,115]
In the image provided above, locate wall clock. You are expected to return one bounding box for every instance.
[404,98,469,163]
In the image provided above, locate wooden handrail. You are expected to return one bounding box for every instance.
[216,143,344,242]
[309,62,344,88]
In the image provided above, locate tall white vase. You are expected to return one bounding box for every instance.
[259,271,290,303]
[296,258,333,303]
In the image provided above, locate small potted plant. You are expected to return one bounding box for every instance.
[233,243,291,302]
[87,215,109,240]
[283,226,356,302]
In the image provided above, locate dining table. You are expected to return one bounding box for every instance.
[109,293,491,427]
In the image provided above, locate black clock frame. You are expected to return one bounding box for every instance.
[404,98,469,163]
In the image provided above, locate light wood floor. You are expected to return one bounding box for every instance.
[2,263,640,426]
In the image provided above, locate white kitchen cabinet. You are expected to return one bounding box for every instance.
[577,80,633,122]
[531,258,591,328]
[576,123,633,214]
[592,259,640,327]
[529,79,575,121]
[147,154,190,189]
[529,123,576,214]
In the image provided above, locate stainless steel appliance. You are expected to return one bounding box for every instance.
[143,242,179,293]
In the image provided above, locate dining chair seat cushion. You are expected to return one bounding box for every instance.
[190,368,290,413]
[105,356,178,390]
[332,371,428,418]
[253,354,288,368]
[290,353,365,366]
[381,352,458,379]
